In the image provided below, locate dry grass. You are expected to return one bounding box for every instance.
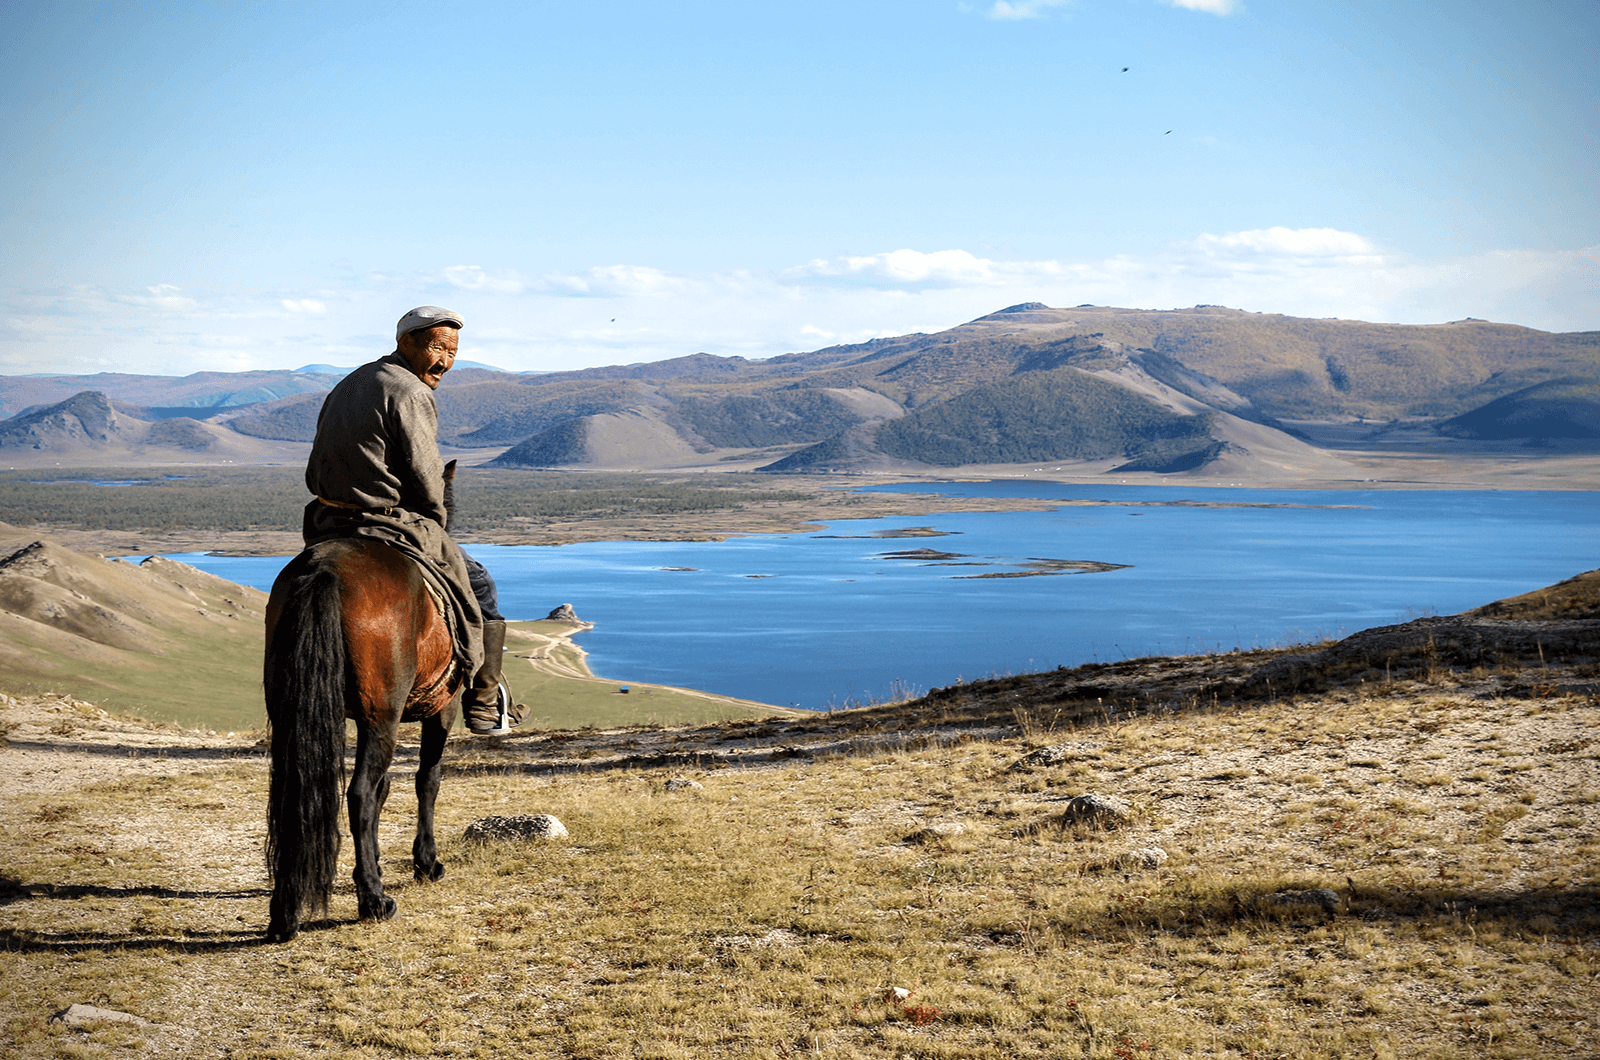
[3,672,1597,1059]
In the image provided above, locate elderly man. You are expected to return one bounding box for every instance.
[303,305,524,734]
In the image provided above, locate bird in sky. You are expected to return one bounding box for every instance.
[1121,67,1129,72]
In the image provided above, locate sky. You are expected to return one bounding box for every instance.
[2,0,1596,377]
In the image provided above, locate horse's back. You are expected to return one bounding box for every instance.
[268,537,422,638]
[268,537,453,723]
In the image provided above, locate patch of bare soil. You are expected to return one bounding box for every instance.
[0,691,263,797]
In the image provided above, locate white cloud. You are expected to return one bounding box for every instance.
[1165,0,1239,15]
[791,248,1064,289]
[443,265,526,294]
[533,264,691,298]
[1194,226,1376,259]
[120,284,198,311]
[2,235,1594,377]
[986,0,1071,20]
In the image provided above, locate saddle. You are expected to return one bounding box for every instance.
[402,577,462,721]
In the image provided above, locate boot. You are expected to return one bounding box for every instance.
[464,620,527,735]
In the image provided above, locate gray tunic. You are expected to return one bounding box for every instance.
[303,351,483,674]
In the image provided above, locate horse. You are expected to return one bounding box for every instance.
[263,474,468,943]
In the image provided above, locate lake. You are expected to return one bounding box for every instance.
[163,484,1596,711]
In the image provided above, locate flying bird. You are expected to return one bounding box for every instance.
[1121,67,1129,72]
[1165,130,1172,134]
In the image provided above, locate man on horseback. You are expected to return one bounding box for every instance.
[302,305,526,734]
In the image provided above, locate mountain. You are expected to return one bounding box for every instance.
[492,407,708,469]
[3,304,1596,473]
[1437,376,1600,440]
[0,390,313,463]
[0,391,124,449]
[0,369,341,420]
[454,304,1600,473]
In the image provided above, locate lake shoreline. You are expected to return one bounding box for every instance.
[0,487,1390,558]
[143,487,1593,714]
[4,450,1595,558]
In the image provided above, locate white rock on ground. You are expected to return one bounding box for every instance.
[463,813,568,841]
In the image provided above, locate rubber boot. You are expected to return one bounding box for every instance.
[464,620,525,734]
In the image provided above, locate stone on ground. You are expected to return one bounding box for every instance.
[463,813,568,842]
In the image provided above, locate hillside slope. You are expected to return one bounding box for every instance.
[1438,376,1600,440]
[5,304,1596,474]
[0,530,794,729]
[0,530,269,724]
[0,391,311,465]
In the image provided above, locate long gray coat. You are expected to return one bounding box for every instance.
[303,351,483,675]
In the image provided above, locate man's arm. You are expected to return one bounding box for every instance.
[390,386,450,526]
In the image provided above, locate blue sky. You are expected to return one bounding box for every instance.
[2,0,1595,376]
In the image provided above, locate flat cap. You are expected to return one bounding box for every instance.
[395,305,465,341]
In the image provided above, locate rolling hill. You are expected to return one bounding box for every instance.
[1437,376,1600,440]
[3,304,1596,475]
[0,528,270,724]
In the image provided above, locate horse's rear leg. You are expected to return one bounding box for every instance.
[412,710,450,882]
[349,724,399,922]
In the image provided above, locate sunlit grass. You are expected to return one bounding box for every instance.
[3,684,1597,1058]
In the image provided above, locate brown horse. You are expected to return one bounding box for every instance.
[263,535,465,943]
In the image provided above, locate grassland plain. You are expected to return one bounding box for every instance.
[2,582,1596,1058]
[0,468,1076,558]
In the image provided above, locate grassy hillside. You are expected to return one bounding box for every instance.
[490,418,592,467]
[1438,376,1600,439]
[670,388,868,448]
[0,530,797,730]
[0,540,271,727]
[508,620,797,729]
[226,391,324,441]
[873,367,1216,467]
[1013,307,1600,420]
[745,306,1600,422]
[441,378,662,445]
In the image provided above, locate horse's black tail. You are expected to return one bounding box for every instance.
[264,558,347,940]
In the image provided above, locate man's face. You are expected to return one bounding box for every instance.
[397,326,458,390]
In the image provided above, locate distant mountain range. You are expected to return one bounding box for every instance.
[3,303,1596,473]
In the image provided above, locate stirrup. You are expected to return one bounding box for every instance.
[479,680,517,736]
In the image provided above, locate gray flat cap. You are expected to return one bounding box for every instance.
[395,305,465,340]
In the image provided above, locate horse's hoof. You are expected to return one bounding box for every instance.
[265,922,299,944]
[415,861,446,883]
[358,894,398,923]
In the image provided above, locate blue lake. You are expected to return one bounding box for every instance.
[163,484,1596,711]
